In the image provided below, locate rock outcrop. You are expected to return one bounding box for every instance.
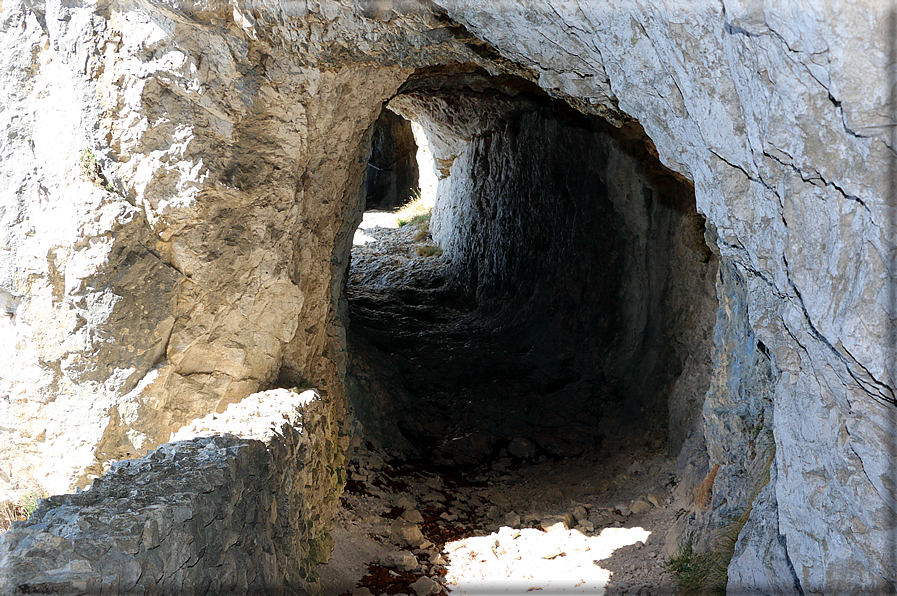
[0,389,339,595]
[0,0,894,593]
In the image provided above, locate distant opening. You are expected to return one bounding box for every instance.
[345,64,718,470]
[364,109,420,211]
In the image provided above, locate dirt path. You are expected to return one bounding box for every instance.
[318,444,681,595]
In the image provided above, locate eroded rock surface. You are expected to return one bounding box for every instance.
[0,389,338,595]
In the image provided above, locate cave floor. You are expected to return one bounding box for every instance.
[323,215,682,594]
[318,443,681,595]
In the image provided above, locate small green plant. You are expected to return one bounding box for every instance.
[666,543,726,596]
[668,435,777,595]
[0,487,47,535]
[80,149,98,176]
[0,500,18,533]
[395,190,431,226]
[22,488,48,517]
[79,149,113,191]
[417,244,442,257]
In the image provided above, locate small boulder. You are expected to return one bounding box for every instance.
[377,552,419,572]
[392,522,427,547]
[541,515,567,532]
[503,512,521,527]
[508,437,537,459]
[410,576,441,596]
[563,512,577,529]
[488,490,511,508]
[630,499,653,515]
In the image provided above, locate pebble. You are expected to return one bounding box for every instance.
[377,551,419,572]
[402,509,424,524]
[630,499,653,515]
[395,496,416,510]
[410,575,441,595]
[615,504,631,517]
[503,512,521,527]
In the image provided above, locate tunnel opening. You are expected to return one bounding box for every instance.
[365,109,421,211]
[344,64,718,475]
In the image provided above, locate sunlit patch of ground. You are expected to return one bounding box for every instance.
[444,526,651,594]
[354,210,401,245]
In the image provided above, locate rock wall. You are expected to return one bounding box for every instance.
[0,389,340,595]
[0,0,482,497]
[0,0,894,592]
[433,2,897,592]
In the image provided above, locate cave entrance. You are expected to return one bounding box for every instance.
[345,64,718,472]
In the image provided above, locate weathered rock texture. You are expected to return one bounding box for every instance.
[0,389,339,595]
[0,0,894,593]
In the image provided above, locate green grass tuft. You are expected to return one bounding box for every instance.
[417,244,442,257]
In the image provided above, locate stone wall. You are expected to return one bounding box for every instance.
[432,2,897,592]
[0,389,340,595]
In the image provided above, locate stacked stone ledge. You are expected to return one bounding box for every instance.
[0,389,342,595]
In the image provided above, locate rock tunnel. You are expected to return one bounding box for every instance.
[344,65,719,469]
[1,1,894,593]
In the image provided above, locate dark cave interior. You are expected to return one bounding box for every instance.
[345,65,718,470]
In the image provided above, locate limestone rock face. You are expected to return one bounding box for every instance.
[0,0,894,592]
[0,0,480,496]
[0,389,336,595]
